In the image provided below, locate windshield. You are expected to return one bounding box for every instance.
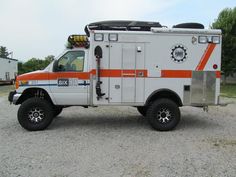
[53,51,85,72]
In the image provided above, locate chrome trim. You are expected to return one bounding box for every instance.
[13,93,21,104]
[191,71,216,105]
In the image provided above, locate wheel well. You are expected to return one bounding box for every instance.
[16,88,53,105]
[145,89,183,107]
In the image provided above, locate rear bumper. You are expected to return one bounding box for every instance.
[8,91,21,104]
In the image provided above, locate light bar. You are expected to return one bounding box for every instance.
[198,36,220,44]
[67,35,89,48]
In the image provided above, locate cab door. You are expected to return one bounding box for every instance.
[49,50,89,105]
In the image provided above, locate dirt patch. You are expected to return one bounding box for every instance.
[207,138,236,147]
[0,85,14,96]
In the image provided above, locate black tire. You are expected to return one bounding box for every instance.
[137,106,147,117]
[147,98,180,131]
[17,98,54,131]
[53,106,63,117]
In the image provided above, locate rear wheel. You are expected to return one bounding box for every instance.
[17,98,54,131]
[147,98,180,131]
[137,106,147,117]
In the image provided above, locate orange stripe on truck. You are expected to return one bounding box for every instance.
[216,71,221,78]
[17,69,220,81]
[17,69,148,81]
[161,70,221,78]
[161,70,192,78]
[196,43,216,71]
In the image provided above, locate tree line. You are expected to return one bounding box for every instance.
[0,7,235,81]
[17,55,55,75]
[212,7,236,84]
[0,46,55,75]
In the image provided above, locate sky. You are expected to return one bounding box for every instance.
[0,0,235,61]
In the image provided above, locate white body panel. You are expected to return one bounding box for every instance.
[0,57,18,81]
[88,29,221,106]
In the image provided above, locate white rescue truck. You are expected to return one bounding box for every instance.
[9,21,222,131]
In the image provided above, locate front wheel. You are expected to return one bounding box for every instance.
[147,98,180,131]
[17,98,54,131]
[53,106,63,117]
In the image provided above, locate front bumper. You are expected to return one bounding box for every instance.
[8,91,21,104]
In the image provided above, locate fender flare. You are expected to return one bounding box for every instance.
[145,88,183,107]
[16,87,54,105]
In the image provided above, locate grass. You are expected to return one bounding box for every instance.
[220,84,236,98]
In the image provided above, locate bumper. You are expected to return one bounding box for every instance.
[8,91,21,104]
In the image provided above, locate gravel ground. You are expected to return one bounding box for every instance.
[0,87,236,177]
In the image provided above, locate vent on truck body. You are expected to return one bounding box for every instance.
[84,20,162,36]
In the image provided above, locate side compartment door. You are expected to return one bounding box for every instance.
[121,43,136,103]
[109,43,145,104]
[49,50,89,105]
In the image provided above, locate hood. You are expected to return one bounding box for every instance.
[17,70,49,81]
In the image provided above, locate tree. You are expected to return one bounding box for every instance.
[212,7,236,84]
[18,55,55,75]
[45,55,55,63]
[0,46,9,58]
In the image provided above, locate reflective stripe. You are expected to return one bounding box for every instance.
[196,43,216,71]
[17,69,220,81]
[17,69,148,81]
[161,70,220,78]
[161,70,192,78]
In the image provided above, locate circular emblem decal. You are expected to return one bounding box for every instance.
[171,45,187,63]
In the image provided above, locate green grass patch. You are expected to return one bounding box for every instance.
[221,84,236,98]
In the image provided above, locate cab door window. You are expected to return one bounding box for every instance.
[55,51,85,72]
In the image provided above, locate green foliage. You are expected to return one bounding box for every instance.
[18,55,55,75]
[221,84,236,98]
[0,46,9,58]
[212,7,236,77]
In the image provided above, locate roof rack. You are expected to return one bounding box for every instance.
[85,20,162,36]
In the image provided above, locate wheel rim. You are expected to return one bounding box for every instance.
[28,107,45,123]
[157,107,172,124]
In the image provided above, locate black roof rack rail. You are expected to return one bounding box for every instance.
[173,23,204,29]
[85,20,162,36]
